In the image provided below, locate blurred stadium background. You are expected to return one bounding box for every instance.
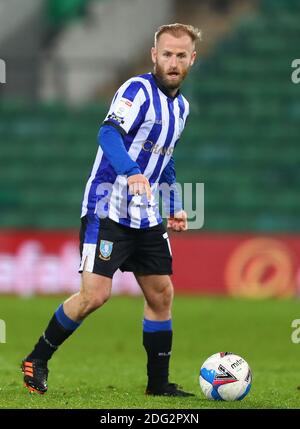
[0,0,299,298]
[1,0,300,409]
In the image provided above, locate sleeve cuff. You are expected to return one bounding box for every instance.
[126,166,141,177]
[102,120,127,136]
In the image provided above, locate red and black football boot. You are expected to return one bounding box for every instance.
[21,359,49,394]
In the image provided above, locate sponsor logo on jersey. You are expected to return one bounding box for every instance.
[115,97,133,118]
[141,140,174,156]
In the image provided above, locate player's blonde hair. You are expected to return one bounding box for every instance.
[154,23,201,47]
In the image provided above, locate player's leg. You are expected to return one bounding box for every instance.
[135,273,173,389]
[22,215,135,394]
[135,273,194,397]
[63,270,112,321]
[138,274,173,321]
[26,271,112,362]
[22,271,112,394]
[130,221,194,397]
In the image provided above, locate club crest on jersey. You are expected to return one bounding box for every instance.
[99,240,113,261]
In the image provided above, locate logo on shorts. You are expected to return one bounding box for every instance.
[99,240,113,261]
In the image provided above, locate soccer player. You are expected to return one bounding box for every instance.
[22,23,200,396]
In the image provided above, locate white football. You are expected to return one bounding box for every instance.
[199,352,252,401]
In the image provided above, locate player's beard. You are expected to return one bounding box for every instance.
[154,61,189,91]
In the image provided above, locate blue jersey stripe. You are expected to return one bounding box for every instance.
[86,157,117,216]
[134,79,162,175]
[140,215,150,228]
[177,94,186,119]
[84,213,100,244]
[123,97,150,151]
[122,81,146,102]
[148,99,175,184]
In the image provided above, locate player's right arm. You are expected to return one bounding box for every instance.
[98,79,151,200]
[98,125,151,200]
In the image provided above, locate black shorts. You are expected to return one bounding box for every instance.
[79,215,173,278]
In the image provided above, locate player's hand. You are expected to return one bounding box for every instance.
[127,174,152,201]
[167,210,188,232]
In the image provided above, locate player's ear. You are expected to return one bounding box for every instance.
[190,50,196,66]
[151,47,157,64]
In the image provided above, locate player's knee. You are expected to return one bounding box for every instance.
[79,288,111,317]
[149,281,174,313]
[89,291,110,310]
[161,282,174,310]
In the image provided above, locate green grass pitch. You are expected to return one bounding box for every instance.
[0,295,300,409]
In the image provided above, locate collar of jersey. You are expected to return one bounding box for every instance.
[151,73,180,101]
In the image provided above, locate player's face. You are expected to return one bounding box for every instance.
[151,32,196,91]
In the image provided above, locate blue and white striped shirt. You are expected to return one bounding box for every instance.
[81,72,189,229]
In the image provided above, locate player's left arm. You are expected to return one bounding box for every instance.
[159,157,188,232]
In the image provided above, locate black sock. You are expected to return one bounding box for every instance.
[143,330,173,389]
[27,305,81,362]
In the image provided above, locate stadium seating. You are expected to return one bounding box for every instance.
[47,0,89,27]
[0,103,106,228]
[177,0,300,231]
[0,0,299,231]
